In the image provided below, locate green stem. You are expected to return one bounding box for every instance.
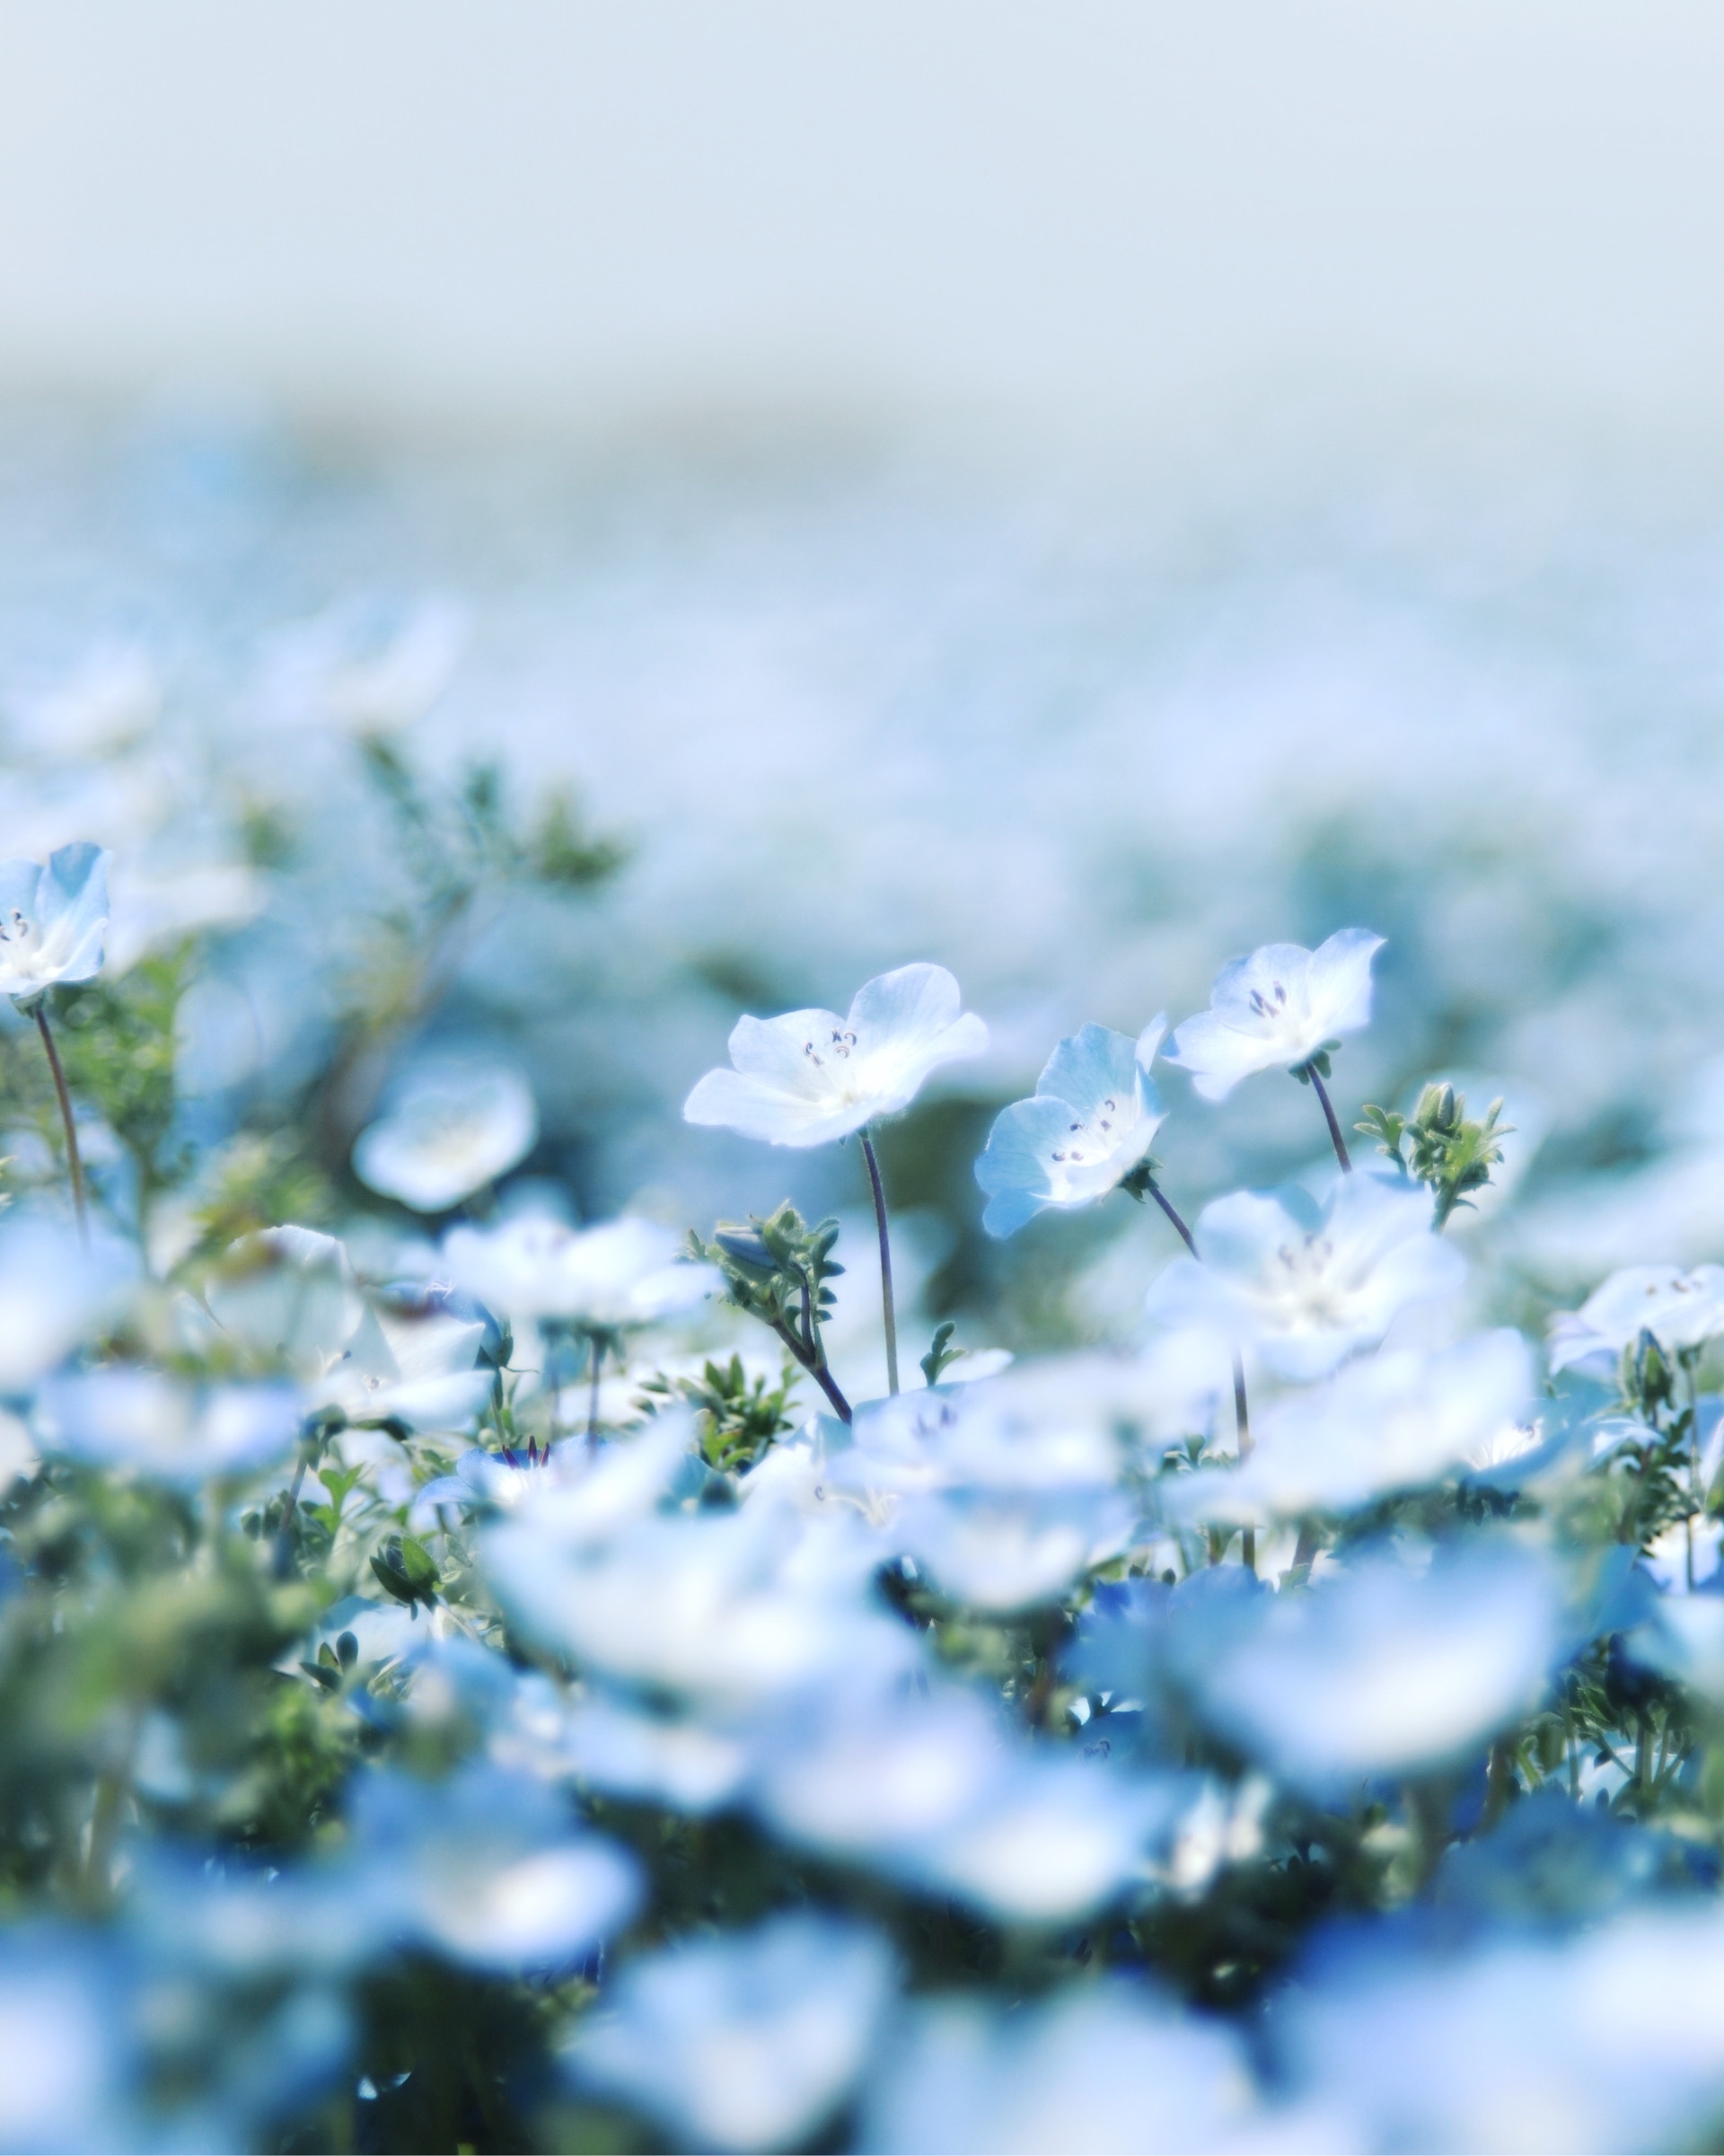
[860,1130,899,1395]
[33,1003,87,1245]
[1145,1173,1255,1571]
[1307,1064,1352,1173]
[588,1333,604,1443]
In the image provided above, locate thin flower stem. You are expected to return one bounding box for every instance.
[1307,1065,1352,1174]
[587,1333,604,1444]
[33,1004,87,1245]
[860,1131,900,1395]
[1144,1173,1255,1571]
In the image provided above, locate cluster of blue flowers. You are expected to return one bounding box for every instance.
[1,835,1723,2153]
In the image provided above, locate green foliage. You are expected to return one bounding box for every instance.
[369,1532,442,1610]
[645,1352,798,1474]
[55,946,194,1197]
[920,1319,968,1386]
[690,1202,852,1420]
[1359,1081,1512,1228]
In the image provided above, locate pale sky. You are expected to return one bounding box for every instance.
[1,3,1721,446]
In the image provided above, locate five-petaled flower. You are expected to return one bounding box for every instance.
[0,843,111,1004]
[1164,928,1385,1101]
[1547,1263,1724,1373]
[974,1019,1166,1238]
[683,963,988,1147]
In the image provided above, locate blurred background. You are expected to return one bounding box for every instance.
[4,1,1724,1376]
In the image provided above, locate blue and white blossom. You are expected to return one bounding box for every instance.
[33,1370,304,1483]
[352,1061,538,1212]
[683,962,988,1146]
[1167,1330,1537,1525]
[974,1017,1166,1237]
[442,1210,717,1330]
[564,1913,895,2152]
[0,842,111,1002]
[0,1213,136,1392]
[1548,1261,1724,1372]
[1144,1170,1465,1381]
[1164,927,1385,1100]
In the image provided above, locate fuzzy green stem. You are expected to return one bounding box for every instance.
[860,1131,900,1395]
[588,1333,604,1443]
[1144,1173,1255,1572]
[33,1004,87,1245]
[1307,1064,1352,1173]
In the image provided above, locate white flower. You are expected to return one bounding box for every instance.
[1164,928,1385,1101]
[318,1289,494,1431]
[683,962,988,1147]
[894,1487,1137,1613]
[33,1370,303,1483]
[1186,1541,1561,1791]
[564,1913,896,2154]
[352,1063,538,1213]
[1167,1330,1536,1524]
[1548,1262,1724,1372]
[0,842,111,1002]
[0,1213,136,1392]
[974,1018,1166,1237]
[1144,1171,1465,1381]
[861,1984,1272,2156]
[442,1211,717,1330]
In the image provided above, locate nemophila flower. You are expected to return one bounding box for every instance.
[563,1912,896,2154]
[351,1061,538,1213]
[483,1500,915,1714]
[342,1761,639,1974]
[682,962,988,1147]
[202,1227,366,1378]
[0,842,111,1002]
[558,1692,757,1816]
[442,1211,717,1330]
[974,1018,1166,1237]
[32,1371,303,1484]
[1144,1170,1465,1381]
[861,1984,1275,2156]
[1165,927,1384,1099]
[1185,1540,1562,1792]
[0,1212,135,1392]
[0,1927,141,2153]
[752,1684,1183,1924]
[893,1487,1137,1613]
[1548,1262,1724,1372]
[1167,1329,1536,1525]
[1276,1904,1724,2156]
[319,1287,494,1432]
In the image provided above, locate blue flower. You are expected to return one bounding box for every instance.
[974,1019,1166,1237]
[0,842,111,1004]
[1165,927,1383,1100]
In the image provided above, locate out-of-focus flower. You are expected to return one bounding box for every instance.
[564,1912,895,2152]
[752,1684,1181,1923]
[442,1212,716,1331]
[974,1018,1166,1238]
[895,1487,1137,1613]
[0,1214,135,1393]
[1144,1172,1465,1381]
[1548,1263,1724,1372]
[1276,1905,1724,2155]
[342,1761,638,1974]
[203,1228,365,1378]
[1165,928,1384,1101]
[0,1927,140,2154]
[1186,1541,1562,1792]
[487,1499,912,1714]
[559,1692,757,1815]
[683,963,987,1147]
[860,1983,1289,2156]
[0,842,110,1003]
[1167,1330,1535,1525]
[319,1287,493,1432]
[352,1062,538,1213]
[33,1370,303,1483]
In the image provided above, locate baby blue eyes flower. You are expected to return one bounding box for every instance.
[351,1062,538,1212]
[1548,1262,1724,1372]
[973,1018,1166,1238]
[1164,926,1385,1101]
[683,962,988,1147]
[0,841,111,1003]
[442,1212,718,1331]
